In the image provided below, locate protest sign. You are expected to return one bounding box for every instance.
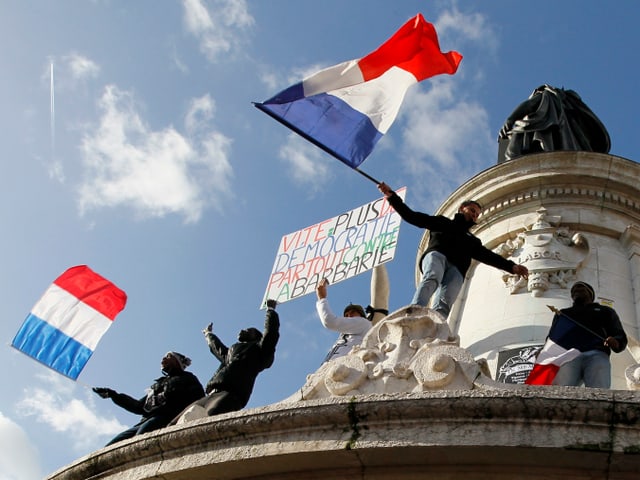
[262,188,405,306]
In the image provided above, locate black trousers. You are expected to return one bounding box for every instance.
[193,390,245,416]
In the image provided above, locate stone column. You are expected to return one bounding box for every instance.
[418,151,640,388]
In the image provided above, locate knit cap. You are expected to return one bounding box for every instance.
[166,351,192,370]
[343,303,366,318]
[571,281,595,302]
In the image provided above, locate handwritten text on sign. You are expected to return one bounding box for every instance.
[263,188,406,305]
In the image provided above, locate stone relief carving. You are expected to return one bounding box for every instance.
[495,207,589,297]
[283,305,511,402]
[624,336,640,390]
[625,364,640,390]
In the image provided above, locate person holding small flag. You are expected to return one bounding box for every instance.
[377,182,528,317]
[93,351,204,446]
[529,281,628,388]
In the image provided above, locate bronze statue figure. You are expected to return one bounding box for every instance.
[497,84,610,163]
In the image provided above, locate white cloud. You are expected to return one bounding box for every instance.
[48,160,65,183]
[185,94,215,134]
[182,0,254,62]
[402,80,493,168]
[278,134,332,193]
[390,6,499,205]
[16,373,126,452]
[169,41,189,74]
[398,79,494,204]
[65,52,101,80]
[46,53,101,90]
[435,7,498,56]
[258,62,337,192]
[259,62,332,94]
[0,412,43,480]
[78,86,233,223]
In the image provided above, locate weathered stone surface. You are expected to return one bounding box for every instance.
[46,388,640,480]
[45,305,640,479]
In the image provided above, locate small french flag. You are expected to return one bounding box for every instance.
[11,265,127,380]
[524,339,581,385]
[255,13,462,169]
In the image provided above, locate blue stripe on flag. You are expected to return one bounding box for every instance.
[549,314,603,352]
[257,93,382,168]
[263,82,304,104]
[11,313,93,380]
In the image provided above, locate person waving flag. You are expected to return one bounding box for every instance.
[254,13,462,177]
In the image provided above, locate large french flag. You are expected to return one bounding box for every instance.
[255,13,462,169]
[525,313,583,385]
[11,265,127,380]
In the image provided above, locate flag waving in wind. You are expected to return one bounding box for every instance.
[11,265,127,380]
[255,13,462,170]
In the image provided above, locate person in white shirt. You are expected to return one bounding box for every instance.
[316,278,372,363]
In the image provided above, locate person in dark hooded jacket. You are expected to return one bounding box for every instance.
[378,182,528,317]
[181,299,280,417]
[93,351,204,446]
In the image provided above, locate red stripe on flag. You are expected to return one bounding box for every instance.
[53,265,127,321]
[525,363,560,385]
[358,13,462,82]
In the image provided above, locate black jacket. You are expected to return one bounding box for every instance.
[387,192,516,276]
[110,370,204,422]
[554,303,627,355]
[205,309,280,406]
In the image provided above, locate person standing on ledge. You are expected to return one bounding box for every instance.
[550,281,627,388]
[377,182,528,317]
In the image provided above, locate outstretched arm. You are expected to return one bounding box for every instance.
[260,300,280,369]
[203,323,229,362]
[316,296,370,333]
[473,243,529,278]
[377,182,446,230]
[93,387,146,415]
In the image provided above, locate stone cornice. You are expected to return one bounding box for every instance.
[46,389,640,480]
[441,151,640,222]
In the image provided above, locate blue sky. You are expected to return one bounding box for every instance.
[1,1,639,477]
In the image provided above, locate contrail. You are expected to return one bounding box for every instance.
[50,61,55,160]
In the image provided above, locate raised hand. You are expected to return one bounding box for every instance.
[92,387,115,399]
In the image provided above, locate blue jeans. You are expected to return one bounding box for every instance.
[552,350,611,388]
[412,251,464,317]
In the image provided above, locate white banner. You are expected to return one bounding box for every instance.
[262,188,406,305]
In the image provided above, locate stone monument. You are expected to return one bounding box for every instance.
[46,87,640,479]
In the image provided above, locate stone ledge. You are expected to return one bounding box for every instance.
[47,388,640,480]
